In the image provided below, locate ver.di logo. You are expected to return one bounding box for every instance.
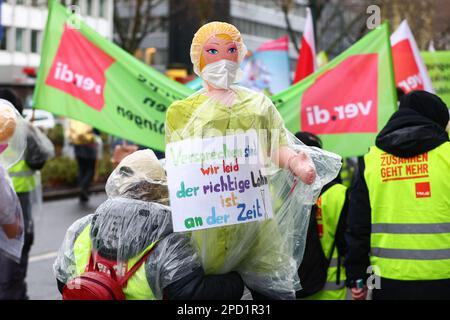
[301,54,379,134]
[45,24,115,111]
[392,39,424,93]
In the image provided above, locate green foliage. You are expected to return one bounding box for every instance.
[41,149,114,189]
[41,129,114,189]
[46,124,64,147]
[41,156,78,187]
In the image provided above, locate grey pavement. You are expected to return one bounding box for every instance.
[26,193,107,300]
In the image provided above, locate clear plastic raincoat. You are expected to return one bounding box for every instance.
[164,22,342,299]
[0,99,26,262]
[53,150,211,299]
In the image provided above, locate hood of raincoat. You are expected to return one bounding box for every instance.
[90,197,173,260]
[376,91,449,158]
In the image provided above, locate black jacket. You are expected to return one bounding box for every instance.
[344,102,450,298]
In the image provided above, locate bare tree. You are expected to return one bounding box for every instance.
[277,0,300,53]
[113,0,166,54]
[380,0,436,50]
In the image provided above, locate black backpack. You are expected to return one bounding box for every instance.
[296,183,345,299]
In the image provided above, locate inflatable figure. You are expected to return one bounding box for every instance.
[165,22,342,299]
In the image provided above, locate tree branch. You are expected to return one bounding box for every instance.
[324,10,366,55]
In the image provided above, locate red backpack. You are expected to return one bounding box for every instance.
[62,247,156,300]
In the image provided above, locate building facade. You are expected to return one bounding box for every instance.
[231,0,306,64]
[135,0,307,74]
[0,0,113,90]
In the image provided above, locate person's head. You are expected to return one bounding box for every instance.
[190,22,247,89]
[295,131,322,149]
[105,149,169,204]
[0,89,23,115]
[399,90,449,130]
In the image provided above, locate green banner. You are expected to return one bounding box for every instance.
[273,23,397,157]
[421,51,450,108]
[33,0,193,152]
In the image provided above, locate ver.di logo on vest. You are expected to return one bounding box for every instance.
[45,24,115,112]
[415,182,431,198]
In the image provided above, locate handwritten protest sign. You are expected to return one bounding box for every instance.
[166,132,273,232]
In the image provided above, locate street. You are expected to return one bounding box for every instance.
[26,193,107,300]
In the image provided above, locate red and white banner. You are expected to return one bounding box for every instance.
[301,54,379,134]
[391,20,434,94]
[293,8,317,84]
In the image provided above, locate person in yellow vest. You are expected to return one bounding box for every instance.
[54,149,244,299]
[67,120,100,203]
[294,132,349,300]
[0,89,51,300]
[346,91,450,300]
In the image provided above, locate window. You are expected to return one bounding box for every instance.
[0,28,8,51]
[99,0,106,18]
[15,28,25,52]
[231,18,301,41]
[31,0,46,7]
[31,30,39,53]
[86,0,93,16]
[16,0,25,5]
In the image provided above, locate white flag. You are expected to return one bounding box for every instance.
[391,20,434,94]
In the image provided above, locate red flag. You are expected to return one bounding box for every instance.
[391,20,434,94]
[293,8,317,84]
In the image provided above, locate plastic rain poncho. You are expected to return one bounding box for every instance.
[53,150,202,299]
[0,99,27,170]
[164,22,342,299]
[0,99,26,262]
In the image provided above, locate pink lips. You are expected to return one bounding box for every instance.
[0,144,8,154]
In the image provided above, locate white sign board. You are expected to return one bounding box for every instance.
[166,132,273,232]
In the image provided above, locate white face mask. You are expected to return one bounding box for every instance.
[201,60,243,90]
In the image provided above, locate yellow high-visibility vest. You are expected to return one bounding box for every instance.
[73,224,156,300]
[304,184,348,300]
[8,160,36,193]
[364,143,450,281]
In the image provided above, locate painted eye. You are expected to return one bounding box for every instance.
[228,48,237,54]
[207,49,218,54]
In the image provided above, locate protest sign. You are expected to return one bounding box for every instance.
[166,132,273,232]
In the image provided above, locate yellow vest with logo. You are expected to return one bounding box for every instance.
[364,143,450,281]
[304,184,348,300]
[73,224,156,300]
[8,160,36,193]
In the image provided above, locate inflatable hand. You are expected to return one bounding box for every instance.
[0,99,27,169]
[0,101,17,143]
[288,151,316,185]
